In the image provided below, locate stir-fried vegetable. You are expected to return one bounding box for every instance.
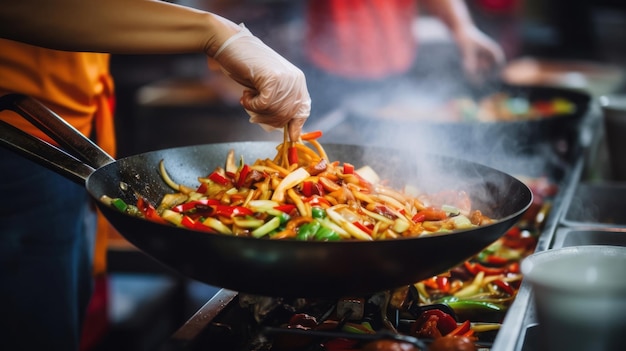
[101,128,494,241]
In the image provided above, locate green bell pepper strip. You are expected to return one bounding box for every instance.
[436,296,505,314]
[311,206,326,219]
[296,220,321,241]
[251,216,281,238]
[111,198,128,213]
[314,226,340,241]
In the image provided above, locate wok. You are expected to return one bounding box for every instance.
[0,94,532,297]
[347,84,592,164]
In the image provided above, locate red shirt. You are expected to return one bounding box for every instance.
[305,0,418,79]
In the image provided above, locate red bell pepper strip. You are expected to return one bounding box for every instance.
[352,221,373,236]
[274,204,296,214]
[447,320,471,337]
[412,208,448,222]
[493,279,515,295]
[181,215,216,233]
[288,146,298,165]
[214,205,253,217]
[236,164,250,188]
[482,254,509,265]
[304,195,331,207]
[464,261,507,276]
[208,171,230,186]
[137,197,167,224]
[414,309,458,335]
[196,182,208,194]
[300,130,323,141]
[343,163,354,175]
[302,180,314,197]
[172,199,220,213]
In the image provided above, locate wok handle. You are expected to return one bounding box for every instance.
[0,120,95,184]
[0,93,115,169]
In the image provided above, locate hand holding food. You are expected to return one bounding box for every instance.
[213,24,311,141]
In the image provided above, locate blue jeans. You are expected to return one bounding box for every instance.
[0,147,94,350]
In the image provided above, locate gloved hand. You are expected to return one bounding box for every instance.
[213,24,311,141]
[453,26,505,85]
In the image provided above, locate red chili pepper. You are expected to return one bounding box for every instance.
[214,205,253,217]
[137,197,167,224]
[323,338,359,351]
[236,164,250,188]
[493,279,515,295]
[483,255,509,265]
[374,205,398,219]
[414,309,458,335]
[208,171,230,186]
[300,130,323,140]
[412,208,448,222]
[352,221,373,236]
[343,163,354,175]
[172,199,220,213]
[507,261,520,274]
[423,276,451,293]
[302,180,314,197]
[304,195,331,207]
[181,215,216,233]
[274,204,296,214]
[288,146,298,165]
[196,182,208,194]
[447,320,471,337]
[464,261,507,276]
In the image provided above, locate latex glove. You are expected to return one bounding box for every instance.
[213,24,311,141]
[453,26,505,85]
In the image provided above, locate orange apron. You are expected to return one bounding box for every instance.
[0,39,116,275]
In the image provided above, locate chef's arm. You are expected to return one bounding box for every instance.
[0,0,239,56]
[421,0,505,82]
[0,0,311,141]
[420,0,476,37]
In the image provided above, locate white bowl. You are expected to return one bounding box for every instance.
[522,245,626,351]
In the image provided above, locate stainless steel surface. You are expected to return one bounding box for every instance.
[166,289,237,348]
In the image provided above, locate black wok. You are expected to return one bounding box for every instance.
[0,94,532,297]
[346,84,592,165]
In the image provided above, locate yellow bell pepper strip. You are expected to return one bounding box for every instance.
[251,216,281,238]
[202,217,233,235]
[233,217,265,228]
[271,167,310,202]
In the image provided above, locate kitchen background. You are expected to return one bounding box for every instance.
[93,0,626,350]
